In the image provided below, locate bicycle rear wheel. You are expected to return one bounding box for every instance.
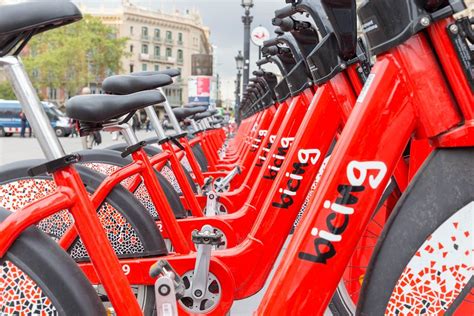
[0,207,105,315]
[358,148,474,315]
[0,161,168,314]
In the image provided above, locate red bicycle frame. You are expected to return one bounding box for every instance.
[257,18,473,315]
[0,165,143,315]
[76,66,360,311]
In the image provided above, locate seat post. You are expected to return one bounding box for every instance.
[159,88,183,134]
[145,105,167,141]
[0,56,65,160]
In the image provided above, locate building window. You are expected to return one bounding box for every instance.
[142,64,148,71]
[177,67,182,76]
[166,31,172,43]
[154,64,160,71]
[177,49,183,62]
[178,32,183,43]
[154,28,160,40]
[48,87,57,100]
[142,44,148,54]
[130,64,134,73]
[154,46,160,58]
[130,26,134,35]
[166,47,172,57]
[142,26,148,38]
[130,44,134,53]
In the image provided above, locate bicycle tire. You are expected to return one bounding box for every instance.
[191,143,209,172]
[358,148,474,315]
[0,207,105,315]
[0,161,167,314]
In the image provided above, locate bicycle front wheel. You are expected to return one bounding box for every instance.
[358,148,474,315]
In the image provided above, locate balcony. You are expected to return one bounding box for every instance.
[153,37,162,43]
[141,35,150,41]
[139,53,150,61]
[177,58,184,65]
[164,56,176,64]
[165,38,174,45]
[143,54,176,64]
[177,40,184,46]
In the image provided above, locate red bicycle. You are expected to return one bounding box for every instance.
[259,0,473,314]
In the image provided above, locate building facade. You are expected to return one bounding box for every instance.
[81,0,213,107]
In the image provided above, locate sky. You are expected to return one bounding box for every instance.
[74,0,286,100]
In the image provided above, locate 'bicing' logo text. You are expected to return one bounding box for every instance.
[263,137,294,180]
[298,161,387,264]
[272,149,321,209]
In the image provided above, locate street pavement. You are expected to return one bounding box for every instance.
[0,130,154,164]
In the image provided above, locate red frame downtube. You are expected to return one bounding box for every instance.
[257,32,462,315]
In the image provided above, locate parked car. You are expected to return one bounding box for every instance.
[0,100,72,137]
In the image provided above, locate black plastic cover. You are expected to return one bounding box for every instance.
[307,33,345,84]
[358,0,455,56]
[321,0,357,60]
[286,60,312,96]
[274,79,291,103]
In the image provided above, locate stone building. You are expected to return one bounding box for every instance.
[80,0,213,107]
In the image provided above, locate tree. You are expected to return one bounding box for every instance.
[0,81,15,100]
[22,15,128,103]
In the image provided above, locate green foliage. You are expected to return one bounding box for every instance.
[23,15,128,100]
[0,81,16,100]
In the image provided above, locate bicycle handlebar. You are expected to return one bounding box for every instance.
[275,4,297,19]
[256,57,270,67]
[272,17,294,32]
[263,37,280,48]
[262,45,279,56]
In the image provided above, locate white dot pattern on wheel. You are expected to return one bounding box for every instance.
[0,260,57,315]
[180,156,193,173]
[0,179,74,239]
[386,202,473,315]
[81,162,162,217]
[0,177,144,259]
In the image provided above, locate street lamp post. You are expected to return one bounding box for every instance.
[241,0,253,91]
[235,51,244,124]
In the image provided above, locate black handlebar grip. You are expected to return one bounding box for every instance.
[262,45,279,56]
[256,58,270,67]
[263,37,280,48]
[272,17,294,32]
[275,4,297,19]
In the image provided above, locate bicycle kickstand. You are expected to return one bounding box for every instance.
[204,190,219,216]
[149,260,185,316]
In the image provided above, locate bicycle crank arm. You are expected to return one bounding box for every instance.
[214,166,241,192]
[191,225,223,300]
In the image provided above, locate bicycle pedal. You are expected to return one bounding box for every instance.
[192,228,223,246]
